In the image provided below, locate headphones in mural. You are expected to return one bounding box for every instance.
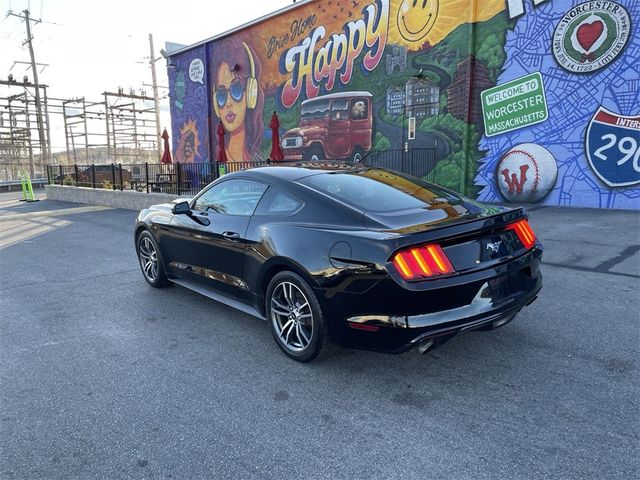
[243,42,258,110]
[213,42,258,118]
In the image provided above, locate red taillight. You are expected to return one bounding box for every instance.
[391,244,454,280]
[508,219,537,249]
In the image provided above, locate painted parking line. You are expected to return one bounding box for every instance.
[0,217,72,249]
[0,205,113,222]
[0,204,113,249]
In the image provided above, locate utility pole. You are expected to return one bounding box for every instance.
[7,9,49,174]
[149,33,162,161]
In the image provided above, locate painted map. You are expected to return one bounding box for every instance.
[475,0,640,209]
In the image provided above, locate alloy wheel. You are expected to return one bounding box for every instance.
[138,237,159,282]
[270,281,313,353]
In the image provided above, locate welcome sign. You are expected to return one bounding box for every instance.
[481,72,548,137]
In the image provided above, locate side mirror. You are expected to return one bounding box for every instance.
[172,201,191,215]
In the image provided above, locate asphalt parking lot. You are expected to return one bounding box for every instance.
[0,191,638,479]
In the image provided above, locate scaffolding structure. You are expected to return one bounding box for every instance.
[1,84,161,181]
[2,15,163,179]
[62,97,109,164]
[61,91,160,165]
[0,79,51,179]
[104,91,159,164]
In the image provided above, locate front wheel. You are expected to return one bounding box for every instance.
[304,146,324,162]
[137,230,169,288]
[266,271,331,362]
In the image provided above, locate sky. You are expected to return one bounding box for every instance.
[0,0,293,153]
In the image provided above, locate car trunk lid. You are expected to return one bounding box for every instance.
[367,206,531,274]
[362,200,508,234]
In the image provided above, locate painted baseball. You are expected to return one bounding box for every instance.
[496,143,558,203]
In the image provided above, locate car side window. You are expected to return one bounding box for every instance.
[194,179,267,216]
[255,187,303,216]
[331,99,349,120]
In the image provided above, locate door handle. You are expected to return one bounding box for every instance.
[222,231,241,240]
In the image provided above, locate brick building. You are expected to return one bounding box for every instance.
[446,56,493,127]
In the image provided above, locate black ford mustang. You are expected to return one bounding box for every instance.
[134,163,542,362]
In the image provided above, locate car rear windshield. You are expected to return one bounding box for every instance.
[298,170,457,212]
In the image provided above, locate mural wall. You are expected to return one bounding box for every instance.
[167,0,639,209]
[168,45,210,164]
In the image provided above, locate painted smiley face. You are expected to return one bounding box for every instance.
[397,0,439,42]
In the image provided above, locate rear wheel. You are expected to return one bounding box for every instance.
[350,147,363,163]
[137,230,169,288]
[266,271,330,362]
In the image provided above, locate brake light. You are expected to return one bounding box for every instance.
[508,219,537,249]
[392,244,454,280]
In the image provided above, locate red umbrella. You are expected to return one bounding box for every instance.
[216,121,228,162]
[269,111,284,161]
[160,128,172,164]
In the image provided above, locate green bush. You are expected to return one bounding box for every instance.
[373,132,391,151]
[62,175,76,186]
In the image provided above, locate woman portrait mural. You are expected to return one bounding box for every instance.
[210,37,265,162]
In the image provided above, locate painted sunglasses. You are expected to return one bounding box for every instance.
[215,79,245,107]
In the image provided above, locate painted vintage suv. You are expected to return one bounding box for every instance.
[280,91,373,162]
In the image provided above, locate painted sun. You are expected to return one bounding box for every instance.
[388,0,506,50]
[176,119,201,163]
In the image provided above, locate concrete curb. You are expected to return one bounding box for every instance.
[45,185,182,210]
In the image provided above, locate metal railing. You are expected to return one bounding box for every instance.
[46,150,439,195]
[361,148,437,181]
[46,161,270,196]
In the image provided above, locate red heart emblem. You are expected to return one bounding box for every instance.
[577,20,604,52]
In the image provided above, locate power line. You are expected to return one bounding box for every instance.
[148,33,162,161]
[6,8,49,169]
[34,18,64,26]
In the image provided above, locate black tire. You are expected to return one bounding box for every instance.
[304,145,324,162]
[136,230,170,288]
[265,271,331,362]
[350,147,364,163]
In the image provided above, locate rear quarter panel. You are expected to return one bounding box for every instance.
[242,218,395,321]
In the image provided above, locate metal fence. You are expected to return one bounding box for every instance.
[45,150,438,195]
[361,148,438,181]
[46,161,270,196]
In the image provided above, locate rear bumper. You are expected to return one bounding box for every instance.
[324,247,543,353]
[386,278,540,353]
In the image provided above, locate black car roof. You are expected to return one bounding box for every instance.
[237,163,371,183]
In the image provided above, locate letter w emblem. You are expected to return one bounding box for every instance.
[501,165,529,194]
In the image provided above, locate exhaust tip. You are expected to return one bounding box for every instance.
[417,339,435,355]
[493,313,516,329]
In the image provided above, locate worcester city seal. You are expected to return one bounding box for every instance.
[552,1,630,74]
